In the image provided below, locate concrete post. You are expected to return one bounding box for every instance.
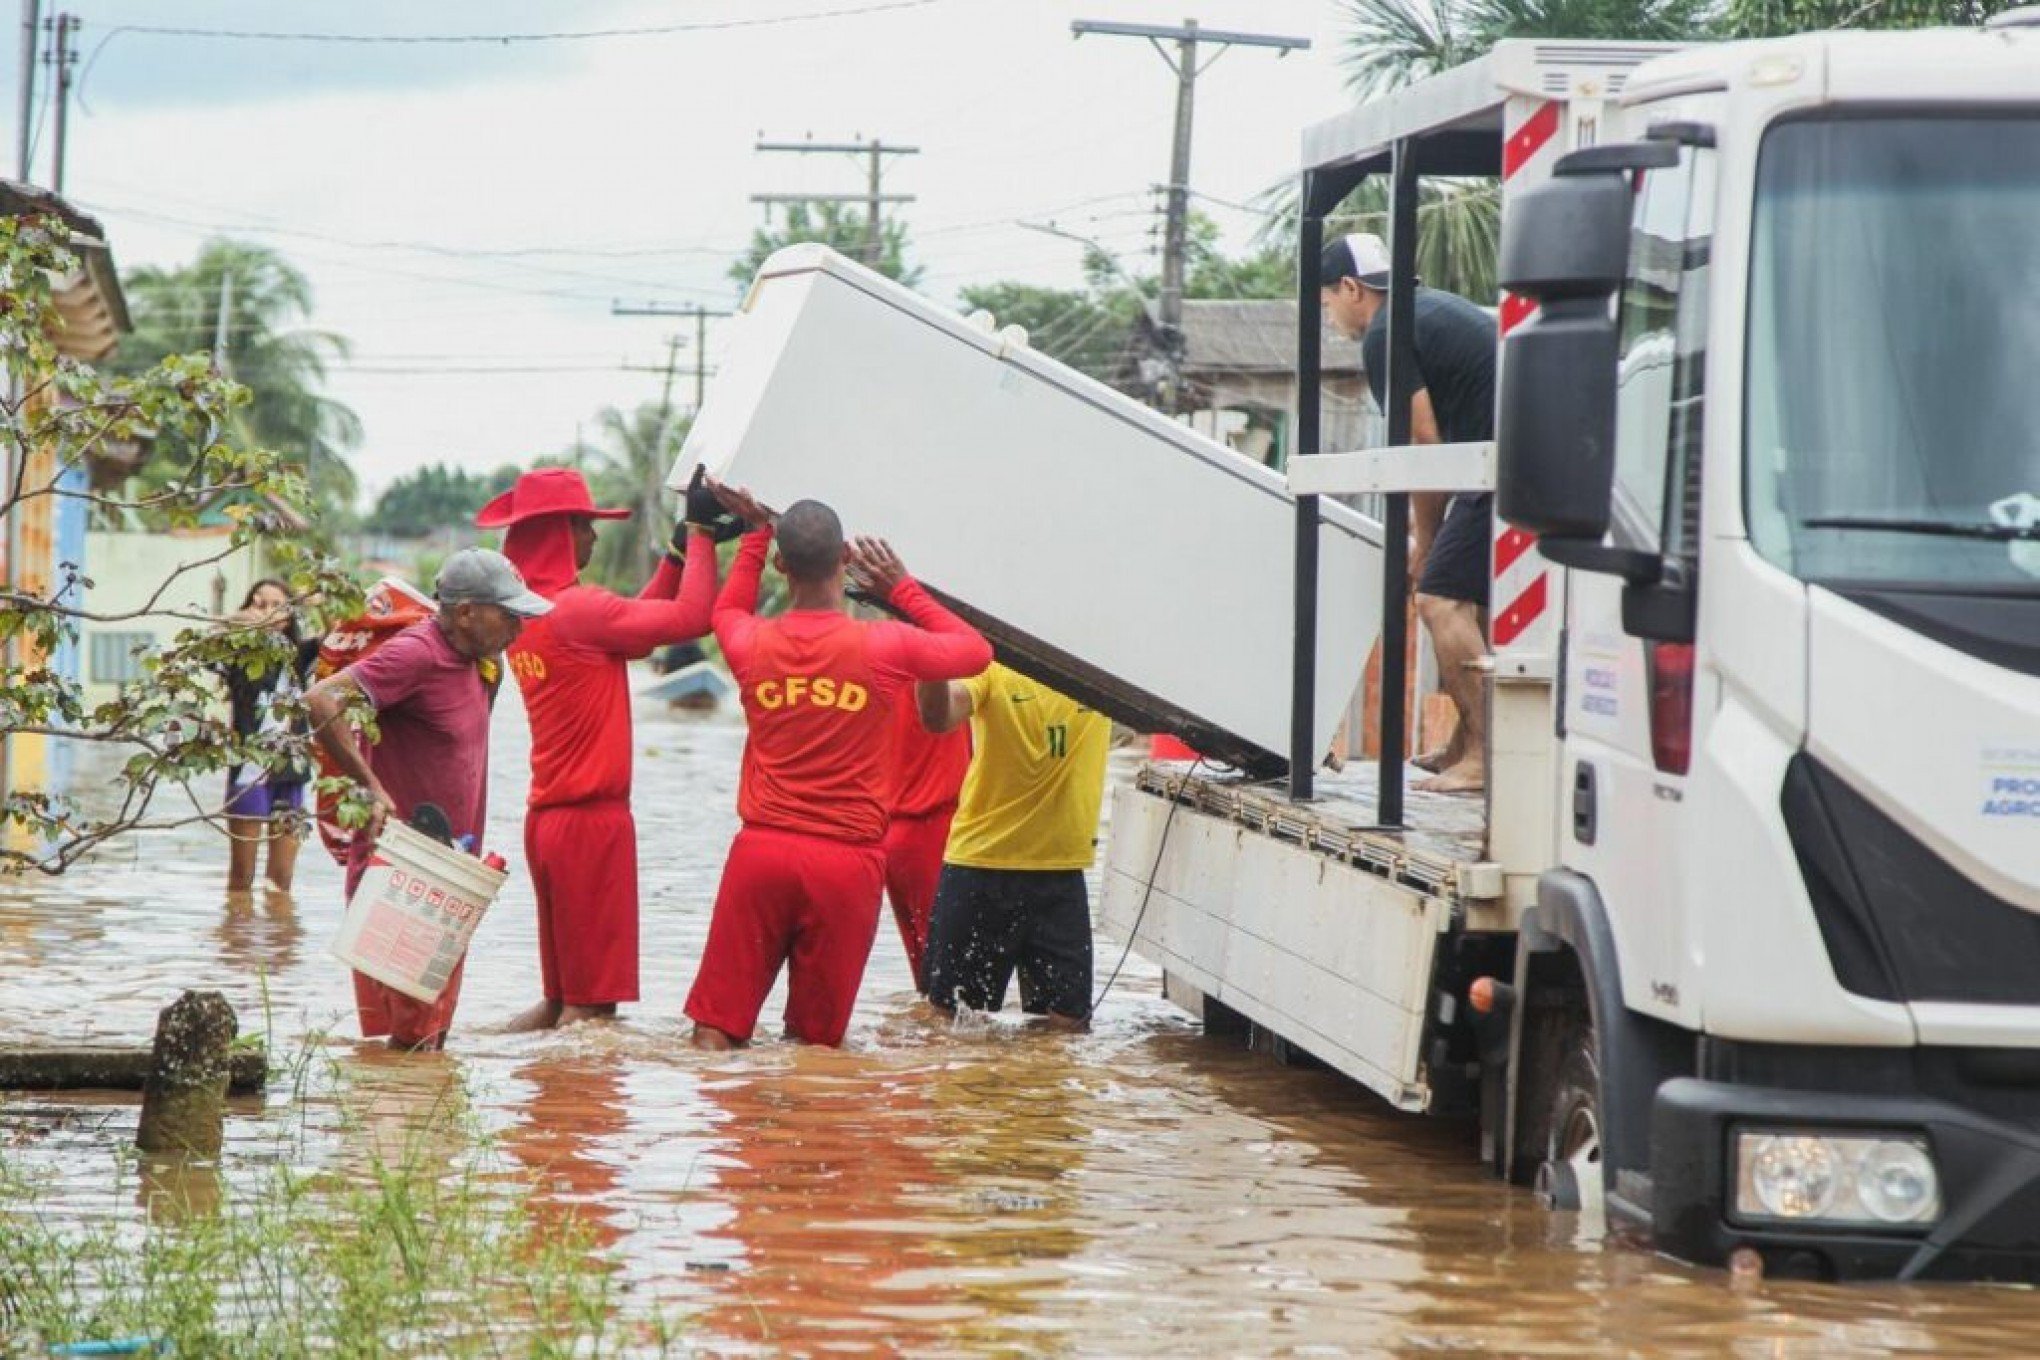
[135,990,237,1157]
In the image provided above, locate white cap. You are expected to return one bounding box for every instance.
[1343,233,1393,290]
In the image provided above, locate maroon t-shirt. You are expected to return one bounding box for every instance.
[342,619,492,876]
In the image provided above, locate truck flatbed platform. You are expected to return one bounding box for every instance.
[1134,762,1490,907]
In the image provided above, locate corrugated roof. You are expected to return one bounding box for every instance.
[1144,300,1365,376]
[0,179,133,351]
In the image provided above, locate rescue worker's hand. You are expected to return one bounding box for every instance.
[366,784,399,841]
[707,476,774,530]
[682,464,724,531]
[669,469,744,554]
[847,537,908,598]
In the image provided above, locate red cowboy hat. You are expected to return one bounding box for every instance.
[474,467,631,529]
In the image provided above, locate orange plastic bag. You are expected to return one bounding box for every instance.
[309,577,437,864]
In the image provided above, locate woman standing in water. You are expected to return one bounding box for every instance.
[219,578,321,893]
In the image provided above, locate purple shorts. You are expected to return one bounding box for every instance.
[225,777,306,820]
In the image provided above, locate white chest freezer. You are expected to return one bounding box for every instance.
[672,245,1382,774]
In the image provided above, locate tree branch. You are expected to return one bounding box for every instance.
[0,536,249,623]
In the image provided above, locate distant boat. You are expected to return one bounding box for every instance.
[634,659,735,710]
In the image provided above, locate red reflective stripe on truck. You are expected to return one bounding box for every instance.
[1491,573,1548,648]
[1502,100,1560,179]
[1493,525,1537,577]
[1499,291,1538,335]
[1493,98,1560,650]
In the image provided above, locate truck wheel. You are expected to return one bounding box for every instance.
[1535,1024,1605,1226]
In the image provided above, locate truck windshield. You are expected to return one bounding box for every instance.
[1745,114,2040,589]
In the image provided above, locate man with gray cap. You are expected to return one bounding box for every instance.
[307,547,551,1050]
[1322,231,1498,794]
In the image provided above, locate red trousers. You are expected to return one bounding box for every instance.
[882,807,954,991]
[526,799,639,1006]
[345,853,465,1048]
[685,825,886,1047]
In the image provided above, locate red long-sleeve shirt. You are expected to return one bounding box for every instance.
[888,696,971,819]
[714,527,992,844]
[506,523,718,809]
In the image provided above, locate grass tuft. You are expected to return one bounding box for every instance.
[0,1047,685,1358]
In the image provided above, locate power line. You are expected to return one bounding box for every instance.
[329,364,632,376]
[92,1,942,47]
[754,135,919,269]
[613,302,731,414]
[80,200,733,306]
[1070,16,1308,413]
[73,198,736,296]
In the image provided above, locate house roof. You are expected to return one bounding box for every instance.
[0,179,132,359]
[1134,300,1364,377]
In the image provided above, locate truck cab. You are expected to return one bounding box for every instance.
[1495,20,2040,1277]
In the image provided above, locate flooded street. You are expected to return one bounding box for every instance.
[3,690,2034,1357]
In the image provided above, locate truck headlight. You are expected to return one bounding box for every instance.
[1732,1128,1940,1228]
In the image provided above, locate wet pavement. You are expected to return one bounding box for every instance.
[3,688,2036,1356]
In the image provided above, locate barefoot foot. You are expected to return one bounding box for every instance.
[504,999,563,1033]
[1414,760,1485,795]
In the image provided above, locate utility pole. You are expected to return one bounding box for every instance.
[753,136,918,270]
[44,10,74,193]
[1072,18,1308,407]
[16,1,39,181]
[612,301,730,413]
[211,269,234,373]
[620,334,687,428]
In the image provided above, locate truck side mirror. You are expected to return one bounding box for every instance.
[1495,142,1677,548]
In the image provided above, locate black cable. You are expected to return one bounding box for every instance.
[92,2,941,47]
[1089,755,1204,1019]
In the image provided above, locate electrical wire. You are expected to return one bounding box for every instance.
[1089,756,1204,1020]
[90,1,943,48]
[75,198,735,299]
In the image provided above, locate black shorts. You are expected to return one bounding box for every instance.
[1419,493,1492,608]
[923,865,1093,1019]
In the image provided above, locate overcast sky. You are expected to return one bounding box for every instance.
[13,0,1360,502]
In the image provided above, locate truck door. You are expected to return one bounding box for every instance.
[1561,140,1715,1028]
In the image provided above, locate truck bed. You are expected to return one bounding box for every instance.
[1132,761,1488,902]
[1102,762,1492,1110]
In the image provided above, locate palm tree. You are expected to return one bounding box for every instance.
[116,239,360,517]
[1296,0,1714,302]
[579,401,688,589]
[1251,176,1503,303]
[1339,0,1716,96]
[1727,0,2020,33]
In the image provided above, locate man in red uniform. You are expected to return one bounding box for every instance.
[883,699,970,990]
[307,548,550,1050]
[480,466,732,1031]
[685,496,993,1049]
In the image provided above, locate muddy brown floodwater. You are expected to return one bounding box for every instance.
[3,688,2036,1356]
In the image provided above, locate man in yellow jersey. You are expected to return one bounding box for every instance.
[915,662,1111,1028]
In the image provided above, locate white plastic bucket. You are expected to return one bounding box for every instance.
[331,820,508,1003]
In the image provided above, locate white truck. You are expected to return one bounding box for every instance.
[1103,23,2040,1281]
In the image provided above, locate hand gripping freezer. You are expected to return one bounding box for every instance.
[671,245,1382,773]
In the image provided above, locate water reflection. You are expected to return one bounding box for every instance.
[137,1152,222,1224]
[335,1048,471,1181]
[3,698,2039,1356]
[215,888,305,980]
[500,1054,632,1253]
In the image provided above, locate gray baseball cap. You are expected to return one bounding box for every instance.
[435,547,553,618]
